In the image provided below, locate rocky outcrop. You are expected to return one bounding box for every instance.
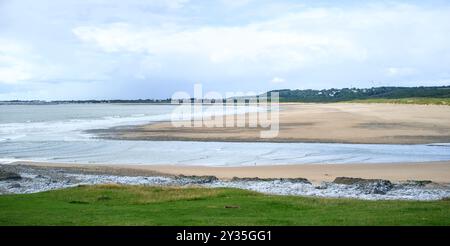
[0,170,21,181]
[176,175,218,184]
[230,177,311,184]
[404,180,433,187]
[333,177,394,195]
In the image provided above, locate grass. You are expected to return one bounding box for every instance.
[347,97,450,106]
[0,184,449,225]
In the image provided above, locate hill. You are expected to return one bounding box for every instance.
[267,86,450,102]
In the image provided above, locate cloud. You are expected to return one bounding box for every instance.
[0,39,60,85]
[386,67,416,77]
[72,2,450,79]
[0,39,34,84]
[72,20,365,73]
[220,0,254,8]
[3,1,450,99]
[270,77,285,84]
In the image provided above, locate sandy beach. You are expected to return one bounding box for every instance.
[14,161,450,184]
[7,102,450,185]
[94,103,450,144]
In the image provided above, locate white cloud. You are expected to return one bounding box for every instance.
[386,67,416,77]
[220,0,254,8]
[3,1,450,99]
[270,77,285,84]
[166,0,190,9]
[0,39,34,84]
[0,39,60,84]
[72,21,365,73]
[72,3,450,78]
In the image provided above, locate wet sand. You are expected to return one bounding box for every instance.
[14,161,450,184]
[93,103,450,144]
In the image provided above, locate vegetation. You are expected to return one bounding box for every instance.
[267,86,450,103]
[2,86,450,105]
[0,185,449,225]
[347,97,450,106]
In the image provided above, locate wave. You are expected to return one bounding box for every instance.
[0,104,262,141]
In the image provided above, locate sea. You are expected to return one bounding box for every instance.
[1,103,450,166]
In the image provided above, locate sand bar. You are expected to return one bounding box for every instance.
[93,103,450,144]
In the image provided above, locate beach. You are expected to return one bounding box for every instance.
[12,160,450,184]
[2,103,450,199]
[96,103,450,144]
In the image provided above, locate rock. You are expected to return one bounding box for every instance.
[281,178,311,184]
[333,177,394,195]
[177,175,218,184]
[315,183,329,189]
[333,177,389,185]
[0,170,21,181]
[405,180,433,187]
[231,177,262,182]
[8,183,21,189]
[230,177,311,184]
[362,181,394,195]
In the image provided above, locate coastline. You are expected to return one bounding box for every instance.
[3,161,450,200]
[12,160,450,184]
[2,102,450,200]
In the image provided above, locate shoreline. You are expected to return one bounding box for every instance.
[10,160,450,184]
[2,161,450,200]
[89,128,450,145]
[91,103,450,144]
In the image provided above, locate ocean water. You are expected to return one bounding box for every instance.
[1,104,450,166]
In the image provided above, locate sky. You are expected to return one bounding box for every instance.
[1,0,450,100]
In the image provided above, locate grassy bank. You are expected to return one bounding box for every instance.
[348,97,450,106]
[0,185,449,225]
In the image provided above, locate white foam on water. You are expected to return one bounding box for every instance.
[0,104,262,141]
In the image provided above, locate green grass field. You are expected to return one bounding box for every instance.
[0,185,449,225]
[348,97,450,106]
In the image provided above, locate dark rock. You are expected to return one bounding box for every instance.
[231,177,263,182]
[230,177,311,184]
[281,178,311,184]
[8,183,21,188]
[177,175,218,184]
[66,177,79,184]
[0,170,21,181]
[333,177,394,195]
[315,183,328,189]
[405,180,433,187]
[334,177,374,185]
[362,181,394,195]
